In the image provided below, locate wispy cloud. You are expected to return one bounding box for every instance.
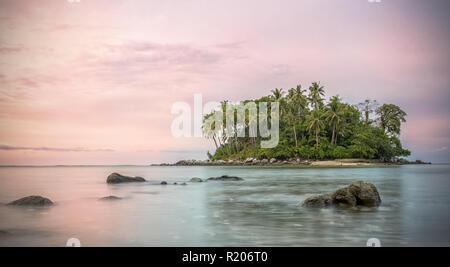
[0,46,26,53]
[160,149,205,154]
[0,145,114,152]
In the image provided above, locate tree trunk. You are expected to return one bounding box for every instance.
[315,130,319,146]
[293,126,298,147]
[234,133,239,153]
[212,135,218,149]
[331,121,336,146]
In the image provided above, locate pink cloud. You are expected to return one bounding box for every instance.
[0,0,448,164]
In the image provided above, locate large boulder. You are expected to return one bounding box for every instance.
[332,187,357,207]
[302,194,332,208]
[347,181,382,206]
[8,196,54,206]
[206,175,244,181]
[302,181,381,208]
[106,173,146,184]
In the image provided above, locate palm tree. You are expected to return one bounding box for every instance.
[307,109,325,146]
[270,88,285,118]
[286,101,299,146]
[308,82,325,110]
[325,96,344,145]
[202,113,218,149]
[287,85,307,146]
[271,88,284,101]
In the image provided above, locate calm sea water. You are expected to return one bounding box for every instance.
[0,164,449,247]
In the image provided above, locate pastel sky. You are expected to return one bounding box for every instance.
[0,0,449,165]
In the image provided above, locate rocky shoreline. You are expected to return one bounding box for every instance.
[152,158,431,167]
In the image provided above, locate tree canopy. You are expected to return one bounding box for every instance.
[203,82,410,161]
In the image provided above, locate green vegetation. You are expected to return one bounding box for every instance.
[202,82,410,161]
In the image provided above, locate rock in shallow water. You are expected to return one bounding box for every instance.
[99,195,122,201]
[206,175,244,181]
[301,194,332,207]
[302,181,381,208]
[190,177,203,182]
[8,195,54,206]
[106,173,146,184]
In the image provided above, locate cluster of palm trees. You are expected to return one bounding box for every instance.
[273,82,350,148]
[202,82,409,160]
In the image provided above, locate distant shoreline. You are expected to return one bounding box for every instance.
[153,158,432,167]
[0,159,435,168]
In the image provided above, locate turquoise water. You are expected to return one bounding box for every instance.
[0,164,449,246]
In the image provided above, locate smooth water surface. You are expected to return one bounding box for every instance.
[0,165,449,246]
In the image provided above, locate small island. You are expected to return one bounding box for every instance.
[159,82,430,166]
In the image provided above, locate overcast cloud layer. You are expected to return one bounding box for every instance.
[0,0,449,164]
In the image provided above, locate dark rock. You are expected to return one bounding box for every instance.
[190,177,203,182]
[174,182,177,185]
[302,194,332,208]
[347,181,381,206]
[106,173,146,184]
[302,181,381,208]
[161,181,167,185]
[332,187,357,207]
[206,175,244,181]
[8,196,54,206]
[99,195,122,201]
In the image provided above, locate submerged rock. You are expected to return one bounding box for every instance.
[8,196,54,206]
[190,177,203,182]
[106,173,146,184]
[161,181,168,185]
[302,181,381,208]
[206,175,244,181]
[99,195,122,201]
